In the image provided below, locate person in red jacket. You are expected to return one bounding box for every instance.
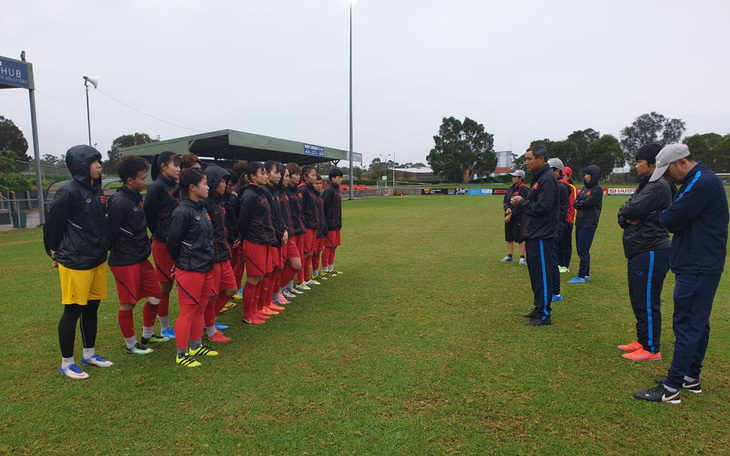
[557,166,577,273]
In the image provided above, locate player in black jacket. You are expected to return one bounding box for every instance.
[501,170,528,264]
[548,158,570,303]
[274,166,303,303]
[108,156,168,356]
[310,174,328,283]
[143,152,180,339]
[286,163,307,292]
[569,165,603,283]
[297,166,320,287]
[167,168,217,367]
[44,145,113,379]
[262,161,288,313]
[322,168,344,276]
[510,146,559,326]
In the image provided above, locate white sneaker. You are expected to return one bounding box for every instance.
[283,290,296,298]
[60,363,89,379]
[81,354,114,368]
[519,258,527,266]
[501,255,514,262]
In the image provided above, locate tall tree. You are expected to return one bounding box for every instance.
[683,133,723,167]
[710,135,730,173]
[585,134,624,178]
[549,140,581,170]
[567,128,600,168]
[427,116,496,182]
[620,112,686,160]
[103,133,158,174]
[0,116,30,161]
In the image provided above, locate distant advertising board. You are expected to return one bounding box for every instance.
[467,188,493,195]
[607,188,636,196]
[492,188,509,195]
[303,144,325,157]
[0,57,32,89]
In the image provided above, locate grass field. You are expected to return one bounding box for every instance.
[1,195,729,455]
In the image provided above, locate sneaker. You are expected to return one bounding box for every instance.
[558,266,569,273]
[242,316,266,325]
[283,289,296,299]
[552,294,563,302]
[623,349,662,361]
[654,377,702,394]
[501,255,514,262]
[633,385,680,404]
[307,279,321,286]
[290,286,304,295]
[567,277,586,284]
[214,321,229,331]
[60,363,89,379]
[126,343,154,355]
[297,283,311,291]
[518,257,527,266]
[161,328,176,340]
[523,317,551,326]
[617,341,642,352]
[189,345,218,357]
[207,330,232,343]
[275,295,291,305]
[584,276,591,281]
[82,354,114,367]
[521,309,537,318]
[141,334,170,344]
[176,353,201,368]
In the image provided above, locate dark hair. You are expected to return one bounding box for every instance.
[286,163,301,176]
[301,166,316,179]
[180,168,206,197]
[150,151,179,180]
[233,161,248,176]
[263,160,281,174]
[246,162,265,181]
[526,146,548,161]
[329,168,343,179]
[315,174,322,181]
[635,144,662,165]
[226,169,238,184]
[180,152,202,171]
[117,156,150,183]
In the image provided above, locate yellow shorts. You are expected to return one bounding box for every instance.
[58,263,108,305]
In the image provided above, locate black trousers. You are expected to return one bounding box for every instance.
[558,223,573,268]
[627,249,670,353]
[525,238,554,320]
[551,236,560,296]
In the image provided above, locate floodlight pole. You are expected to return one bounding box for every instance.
[348,1,354,200]
[84,79,92,146]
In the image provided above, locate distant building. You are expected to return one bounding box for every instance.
[491,150,514,176]
[392,167,441,182]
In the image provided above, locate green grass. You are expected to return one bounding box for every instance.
[1,195,729,455]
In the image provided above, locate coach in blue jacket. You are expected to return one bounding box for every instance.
[635,144,729,404]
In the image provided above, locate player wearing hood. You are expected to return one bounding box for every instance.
[569,165,603,283]
[44,145,113,379]
[273,165,302,304]
[297,166,320,288]
[322,168,344,276]
[310,174,328,283]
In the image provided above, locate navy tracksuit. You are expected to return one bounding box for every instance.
[659,163,728,389]
[574,166,603,279]
[627,249,670,353]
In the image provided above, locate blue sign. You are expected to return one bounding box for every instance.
[467,188,493,195]
[0,57,32,89]
[304,144,325,157]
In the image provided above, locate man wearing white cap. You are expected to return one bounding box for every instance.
[501,170,528,265]
[634,144,728,404]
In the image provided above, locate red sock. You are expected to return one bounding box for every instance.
[233,260,245,290]
[321,249,331,269]
[190,299,208,341]
[257,274,271,311]
[214,292,230,315]
[204,297,216,328]
[273,268,283,296]
[158,291,170,317]
[142,301,158,327]
[282,263,297,287]
[330,248,336,266]
[118,309,135,338]
[175,304,196,350]
[312,253,320,272]
[304,256,312,281]
[243,281,258,320]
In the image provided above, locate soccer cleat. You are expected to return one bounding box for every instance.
[218,306,230,314]
[307,279,321,286]
[275,295,291,305]
[297,283,311,291]
[233,293,242,300]
[617,340,642,352]
[161,328,176,340]
[141,334,170,344]
[558,266,569,273]
[243,316,266,325]
[82,354,114,367]
[523,317,551,326]
[634,385,680,404]
[224,301,237,309]
[126,343,154,355]
[290,286,304,295]
[176,353,201,368]
[60,363,89,379]
[521,309,537,318]
[282,289,296,299]
[655,377,701,394]
[214,321,229,331]
[552,294,563,302]
[518,258,527,266]
[567,277,586,284]
[313,273,327,281]
[255,312,271,320]
[269,302,286,311]
[584,276,591,281]
[501,255,514,262]
[261,307,279,316]
[207,330,232,343]
[334,269,343,275]
[189,345,218,357]
[623,349,662,361]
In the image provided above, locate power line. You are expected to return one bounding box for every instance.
[95,88,202,132]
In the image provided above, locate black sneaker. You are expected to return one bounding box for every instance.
[655,377,702,394]
[634,385,680,404]
[523,317,551,326]
[521,309,537,318]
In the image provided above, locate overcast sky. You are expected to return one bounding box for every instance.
[3,0,729,167]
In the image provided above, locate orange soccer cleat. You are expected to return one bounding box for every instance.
[617,341,642,352]
[623,349,662,361]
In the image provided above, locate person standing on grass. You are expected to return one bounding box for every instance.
[297,166,319,289]
[286,163,307,295]
[322,168,344,276]
[502,170,528,265]
[143,152,181,340]
[262,161,288,313]
[107,156,169,357]
[510,146,559,326]
[310,174,328,283]
[222,171,242,314]
[616,144,674,362]
[167,168,218,367]
[275,166,302,302]
[557,167,577,273]
[569,165,603,284]
[201,165,237,343]
[44,145,113,379]
[548,158,569,302]
[635,144,728,404]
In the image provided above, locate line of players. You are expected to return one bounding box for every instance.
[45,145,345,378]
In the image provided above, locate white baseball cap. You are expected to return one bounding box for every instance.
[509,170,526,179]
[547,158,564,171]
[650,143,690,182]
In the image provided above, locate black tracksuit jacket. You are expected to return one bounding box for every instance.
[238,184,278,247]
[202,166,232,263]
[107,186,151,267]
[518,163,559,240]
[617,177,673,259]
[315,191,328,239]
[263,184,286,245]
[167,199,215,273]
[297,183,319,230]
[287,184,305,235]
[44,145,108,270]
[222,192,240,245]
[323,183,342,231]
[144,174,178,242]
[503,183,528,217]
[574,165,603,229]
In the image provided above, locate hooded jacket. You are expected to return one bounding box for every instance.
[286,184,305,235]
[574,165,603,229]
[297,183,319,230]
[518,163,559,240]
[322,182,342,231]
[556,179,570,230]
[44,145,108,270]
[144,173,178,242]
[107,185,150,267]
[238,184,279,247]
[277,185,295,236]
[222,191,240,245]
[201,166,232,263]
[263,183,286,245]
[167,199,215,273]
[315,189,328,239]
[617,177,673,259]
[559,178,577,224]
[660,162,728,275]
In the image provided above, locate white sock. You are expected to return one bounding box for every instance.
[158,315,170,331]
[124,336,138,349]
[287,281,295,291]
[61,357,75,369]
[205,326,217,338]
[142,326,154,339]
[83,347,95,360]
[684,376,696,382]
[313,269,319,276]
[329,264,335,271]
